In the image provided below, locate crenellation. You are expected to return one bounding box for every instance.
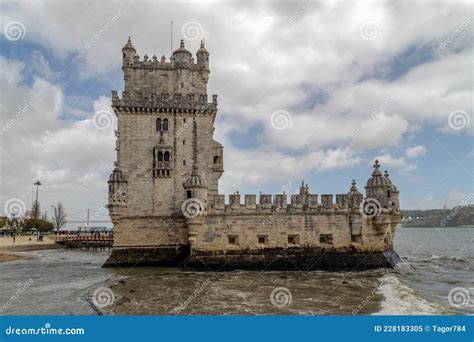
[321,194,334,208]
[259,194,272,209]
[336,194,348,208]
[245,194,256,209]
[274,194,287,207]
[291,194,303,208]
[229,193,241,209]
[307,194,318,208]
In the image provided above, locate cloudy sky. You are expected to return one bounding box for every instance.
[0,0,472,225]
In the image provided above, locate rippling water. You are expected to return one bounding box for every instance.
[0,227,472,315]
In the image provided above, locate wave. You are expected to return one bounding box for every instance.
[373,275,442,315]
[416,254,467,262]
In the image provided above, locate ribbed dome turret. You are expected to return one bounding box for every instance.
[197,39,209,55]
[122,37,136,52]
[108,165,126,183]
[183,165,207,188]
[384,170,398,192]
[172,39,192,65]
[366,160,391,188]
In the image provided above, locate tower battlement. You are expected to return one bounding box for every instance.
[207,190,366,214]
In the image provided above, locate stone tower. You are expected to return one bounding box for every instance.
[107,37,223,259]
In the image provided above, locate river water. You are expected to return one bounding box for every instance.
[0,227,472,315]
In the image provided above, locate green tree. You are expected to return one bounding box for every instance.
[23,219,54,233]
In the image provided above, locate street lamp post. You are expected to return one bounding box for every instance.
[33,180,42,219]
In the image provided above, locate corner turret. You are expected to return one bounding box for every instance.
[196,40,210,83]
[365,160,392,209]
[384,170,400,211]
[122,37,136,67]
[183,165,208,212]
[172,39,193,66]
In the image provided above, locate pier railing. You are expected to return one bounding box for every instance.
[56,235,113,250]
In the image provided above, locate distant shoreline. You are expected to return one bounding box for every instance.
[400,225,474,228]
[0,236,62,262]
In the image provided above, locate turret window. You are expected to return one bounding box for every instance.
[156,118,169,132]
[153,147,172,178]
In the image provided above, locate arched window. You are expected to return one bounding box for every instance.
[156,118,162,132]
[158,151,163,161]
[163,118,169,131]
[164,151,170,161]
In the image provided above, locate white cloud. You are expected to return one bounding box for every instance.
[0,56,114,221]
[0,0,472,211]
[375,153,417,175]
[405,145,427,159]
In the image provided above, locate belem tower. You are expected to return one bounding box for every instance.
[104,37,402,270]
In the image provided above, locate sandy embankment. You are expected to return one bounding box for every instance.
[0,235,62,262]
